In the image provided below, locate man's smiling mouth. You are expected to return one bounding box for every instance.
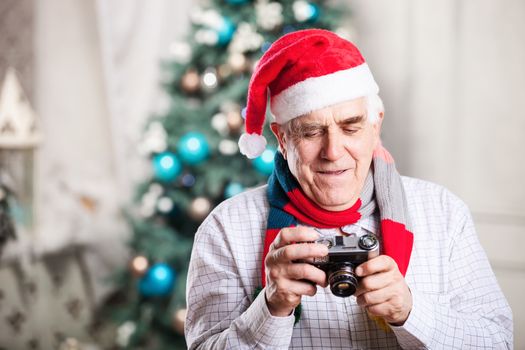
[318,169,347,175]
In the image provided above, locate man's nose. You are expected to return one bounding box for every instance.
[321,131,345,160]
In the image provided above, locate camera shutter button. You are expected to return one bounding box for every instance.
[358,234,378,250]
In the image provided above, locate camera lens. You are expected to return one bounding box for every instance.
[328,263,358,297]
[358,234,378,250]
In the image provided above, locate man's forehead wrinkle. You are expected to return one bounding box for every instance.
[296,114,364,129]
[298,109,340,126]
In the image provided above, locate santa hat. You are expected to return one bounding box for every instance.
[238,29,379,158]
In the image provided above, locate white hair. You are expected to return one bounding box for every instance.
[365,94,384,124]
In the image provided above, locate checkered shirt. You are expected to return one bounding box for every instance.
[185,177,513,349]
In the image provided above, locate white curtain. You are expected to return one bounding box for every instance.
[95,0,193,202]
[26,0,193,303]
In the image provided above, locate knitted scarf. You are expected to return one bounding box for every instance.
[260,144,414,328]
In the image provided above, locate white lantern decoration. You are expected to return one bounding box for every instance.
[0,68,42,229]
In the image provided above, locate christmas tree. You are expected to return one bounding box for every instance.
[103,1,349,348]
[0,67,41,257]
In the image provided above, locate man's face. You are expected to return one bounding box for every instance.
[271,97,382,211]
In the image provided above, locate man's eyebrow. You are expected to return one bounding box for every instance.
[293,115,365,133]
[300,122,324,129]
[339,115,365,125]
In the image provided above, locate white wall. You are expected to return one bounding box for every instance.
[32,0,194,282]
[95,0,193,202]
[352,1,524,348]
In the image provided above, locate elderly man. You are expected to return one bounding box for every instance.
[185,29,512,349]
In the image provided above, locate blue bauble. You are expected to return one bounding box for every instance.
[138,263,176,297]
[282,25,296,35]
[253,147,276,175]
[181,173,196,187]
[225,0,249,4]
[261,41,272,53]
[307,3,320,22]
[177,132,210,165]
[217,17,236,46]
[152,152,181,182]
[224,182,245,198]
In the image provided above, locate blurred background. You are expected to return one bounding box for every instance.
[0,0,523,349]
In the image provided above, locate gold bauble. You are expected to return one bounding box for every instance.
[251,59,260,73]
[228,53,248,74]
[226,110,244,134]
[172,308,187,335]
[189,197,212,221]
[180,69,200,93]
[130,255,149,277]
[217,64,232,80]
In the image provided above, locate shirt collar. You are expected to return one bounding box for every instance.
[304,209,380,236]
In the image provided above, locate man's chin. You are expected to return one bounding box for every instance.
[313,194,358,211]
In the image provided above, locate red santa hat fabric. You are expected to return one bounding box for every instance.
[238,29,379,158]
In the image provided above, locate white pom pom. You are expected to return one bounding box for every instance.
[238,133,267,159]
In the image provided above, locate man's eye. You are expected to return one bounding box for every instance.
[344,128,359,134]
[302,130,322,138]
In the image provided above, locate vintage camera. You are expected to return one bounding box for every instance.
[311,233,380,297]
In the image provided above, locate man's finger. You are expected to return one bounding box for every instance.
[355,285,392,307]
[273,242,328,263]
[269,279,319,300]
[271,226,319,250]
[354,270,394,297]
[288,263,328,287]
[355,255,398,277]
[286,279,319,297]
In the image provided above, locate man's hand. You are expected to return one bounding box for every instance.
[264,227,329,317]
[354,255,412,326]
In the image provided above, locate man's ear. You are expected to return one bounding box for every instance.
[270,122,287,159]
[372,111,384,148]
[376,111,384,131]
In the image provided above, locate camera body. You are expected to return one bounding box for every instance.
[311,233,380,297]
